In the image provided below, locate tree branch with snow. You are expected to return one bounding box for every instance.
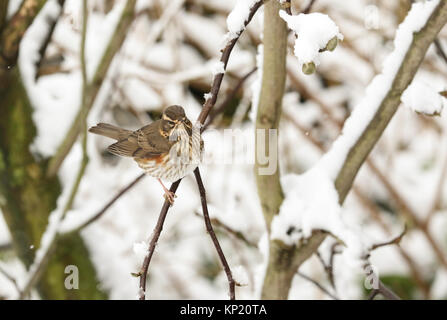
[259,0,447,300]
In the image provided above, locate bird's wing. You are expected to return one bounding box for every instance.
[134,121,172,158]
[107,121,172,159]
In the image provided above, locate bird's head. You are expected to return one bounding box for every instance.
[161,105,192,138]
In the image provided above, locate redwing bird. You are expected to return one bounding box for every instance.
[89,105,203,204]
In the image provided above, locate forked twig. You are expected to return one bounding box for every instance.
[369,225,407,251]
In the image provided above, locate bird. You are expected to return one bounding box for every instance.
[89,105,203,204]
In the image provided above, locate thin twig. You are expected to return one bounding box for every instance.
[297,271,339,300]
[35,0,66,81]
[204,67,257,130]
[197,1,263,125]
[377,281,401,300]
[63,173,146,235]
[316,243,340,290]
[302,0,317,14]
[0,264,22,297]
[283,0,292,15]
[370,225,407,251]
[137,180,181,300]
[434,38,447,66]
[194,212,258,249]
[368,289,379,300]
[194,168,235,300]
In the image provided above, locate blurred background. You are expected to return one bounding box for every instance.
[0,0,446,299]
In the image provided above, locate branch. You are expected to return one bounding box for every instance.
[62,173,146,235]
[0,0,47,69]
[0,263,21,297]
[255,0,287,231]
[194,212,258,249]
[434,38,447,66]
[35,0,65,80]
[197,0,263,125]
[296,271,339,300]
[371,227,407,252]
[204,67,257,130]
[334,1,447,203]
[302,0,317,14]
[137,180,180,300]
[261,0,447,300]
[47,0,137,177]
[194,168,236,299]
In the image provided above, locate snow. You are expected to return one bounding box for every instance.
[0,0,446,301]
[402,80,445,116]
[279,11,343,68]
[211,60,225,76]
[271,169,342,243]
[133,241,148,260]
[226,0,260,40]
[270,168,368,267]
[232,265,249,286]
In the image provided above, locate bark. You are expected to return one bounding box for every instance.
[255,0,287,230]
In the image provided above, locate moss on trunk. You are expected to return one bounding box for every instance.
[0,67,107,300]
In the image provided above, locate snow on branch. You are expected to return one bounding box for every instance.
[279,10,343,74]
[270,168,368,266]
[269,0,446,280]
[402,80,446,116]
[225,0,260,40]
[319,0,442,182]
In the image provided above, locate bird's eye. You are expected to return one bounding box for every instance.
[167,121,175,127]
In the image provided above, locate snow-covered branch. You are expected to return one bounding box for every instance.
[262,0,447,299]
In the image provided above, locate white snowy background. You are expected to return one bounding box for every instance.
[1,0,447,300]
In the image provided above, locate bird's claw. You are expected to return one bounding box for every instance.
[164,191,177,205]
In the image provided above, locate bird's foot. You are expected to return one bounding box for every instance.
[163,190,177,205]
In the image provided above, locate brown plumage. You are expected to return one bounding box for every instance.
[89,105,203,204]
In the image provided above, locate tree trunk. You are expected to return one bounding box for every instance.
[0,1,107,299]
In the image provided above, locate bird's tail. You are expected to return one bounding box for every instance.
[88,123,132,141]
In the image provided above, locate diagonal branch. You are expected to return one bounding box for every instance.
[35,0,65,80]
[194,168,236,299]
[0,0,47,69]
[137,180,180,300]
